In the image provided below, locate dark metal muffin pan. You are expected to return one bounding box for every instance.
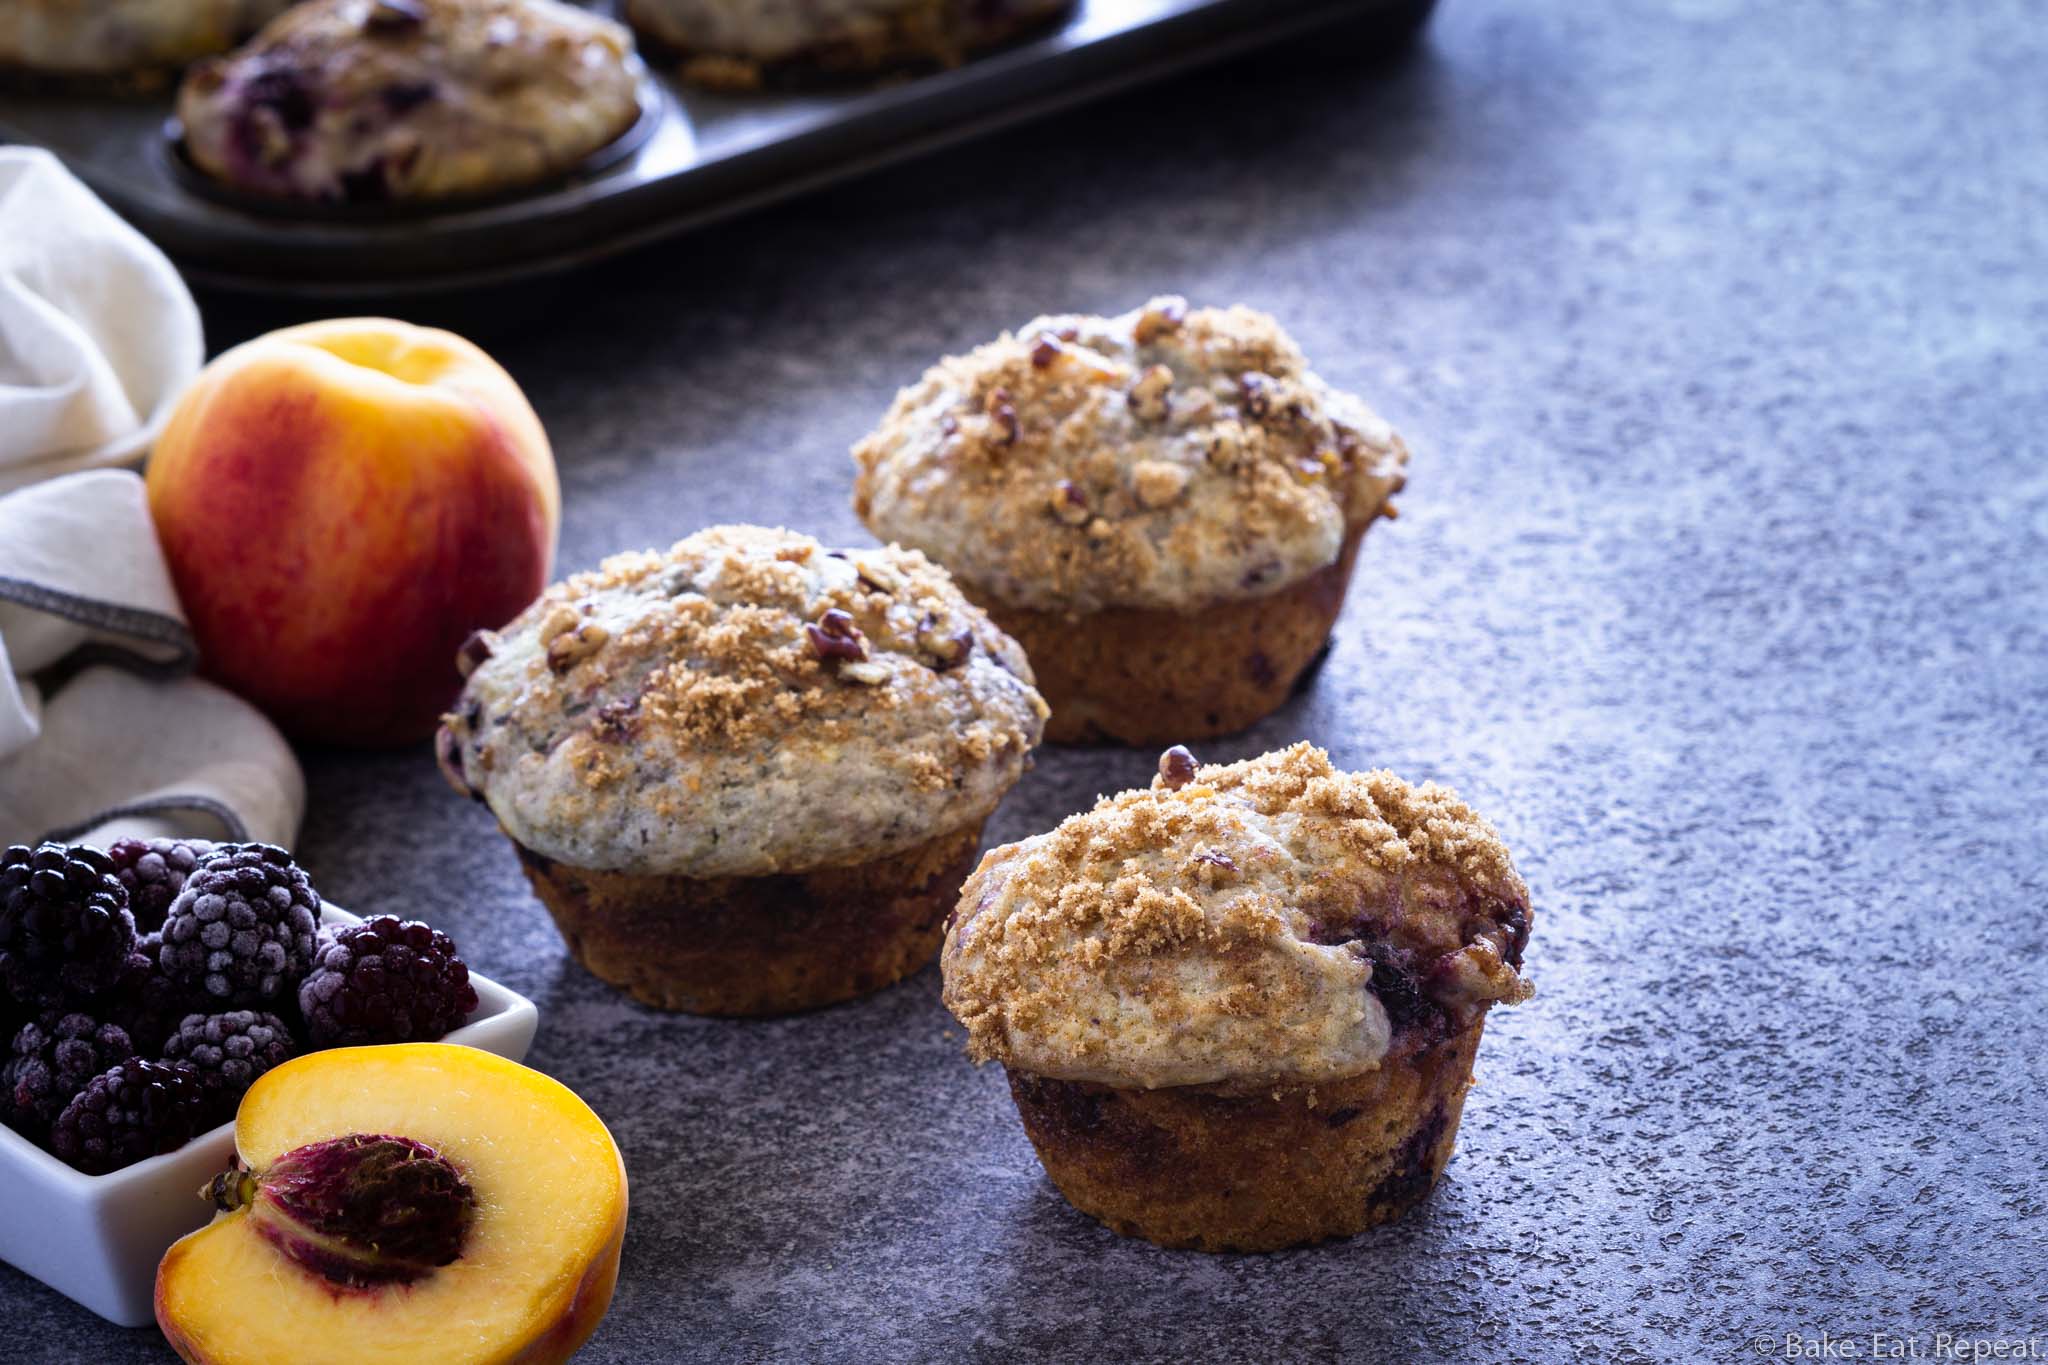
[0,0,1436,295]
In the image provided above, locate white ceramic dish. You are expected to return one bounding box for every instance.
[0,905,538,1328]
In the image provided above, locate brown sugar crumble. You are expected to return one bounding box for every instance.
[441,525,1048,879]
[853,298,1411,614]
[941,743,1532,1090]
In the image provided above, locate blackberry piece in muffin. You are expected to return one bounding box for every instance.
[942,743,1533,1252]
[626,0,1074,90]
[854,298,1410,745]
[438,525,1048,1016]
[176,0,643,204]
[0,0,293,89]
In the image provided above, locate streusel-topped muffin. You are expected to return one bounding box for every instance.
[626,0,1073,89]
[177,0,641,203]
[943,742,1532,1251]
[1,0,293,86]
[853,298,1410,744]
[440,525,1048,1015]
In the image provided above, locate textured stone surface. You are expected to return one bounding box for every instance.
[9,0,2047,1358]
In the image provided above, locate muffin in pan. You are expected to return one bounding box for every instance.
[942,742,1533,1252]
[437,525,1049,1016]
[625,0,1075,90]
[853,298,1411,746]
[0,0,294,89]
[176,0,642,204]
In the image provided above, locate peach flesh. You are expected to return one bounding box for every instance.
[156,1044,626,1365]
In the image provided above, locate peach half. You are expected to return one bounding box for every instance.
[156,1044,626,1365]
[147,319,560,747]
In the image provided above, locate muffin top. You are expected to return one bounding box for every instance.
[176,0,641,202]
[625,0,1071,70]
[440,525,1049,879]
[942,743,1532,1091]
[1,0,292,77]
[852,298,1410,615]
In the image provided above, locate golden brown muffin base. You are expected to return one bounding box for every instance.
[1004,1022,1484,1252]
[512,821,983,1016]
[630,0,1074,91]
[981,520,1369,746]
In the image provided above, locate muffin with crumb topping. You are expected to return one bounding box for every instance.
[942,742,1532,1251]
[438,525,1048,1016]
[853,298,1410,746]
[176,0,642,203]
[626,0,1074,90]
[1,0,294,89]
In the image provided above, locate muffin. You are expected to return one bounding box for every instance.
[176,0,642,204]
[941,742,1533,1252]
[0,0,293,89]
[437,525,1048,1016]
[853,298,1410,746]
[625,0,1073,89]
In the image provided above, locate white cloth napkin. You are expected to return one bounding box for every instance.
[0,155,304,849]
[0,470,304,847]
[0,146,204,495]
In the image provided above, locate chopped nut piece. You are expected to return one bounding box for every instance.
[853,556,903,594]
[1131,459,1191,509]
[545,623,608,673]
[1132,295,1188,344]
[1085,516,1114,542]
[805,608,868,662]
[455,629,497,678]
[536,605,580,646]
[1049,480,1091,525]
[915,612,975,670]
[1128,363,1173,422]
[985,387,1019,447]
[591,694,635,737]
[1158,745,1199,790]
[838,661,889,686]
[1239,371,1275,418]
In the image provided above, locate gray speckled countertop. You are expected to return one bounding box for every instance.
[9,0,2047,1359]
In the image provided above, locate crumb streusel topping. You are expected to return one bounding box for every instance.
[853,298,1410,615]
[1,0,293,77]
[941,743,1532,1090]
[442,525,1048,879]
[177,0,641,202]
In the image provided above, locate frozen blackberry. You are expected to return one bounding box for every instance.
[49,1058,210,1174]
[94,934,200,1056]
[107,837,215,935]
[2,1012,135,1138]
[0,844,137,1008]
[159,845,321,1006]
[162,1010,297,1122]
[298,917,477,1048]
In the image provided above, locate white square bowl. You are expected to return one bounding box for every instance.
[0,905,537,1328]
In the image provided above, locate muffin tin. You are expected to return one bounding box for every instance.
[0,905,538,1329]
[0,0,1435,295]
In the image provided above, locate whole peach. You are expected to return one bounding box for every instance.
[148,320,559,747]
